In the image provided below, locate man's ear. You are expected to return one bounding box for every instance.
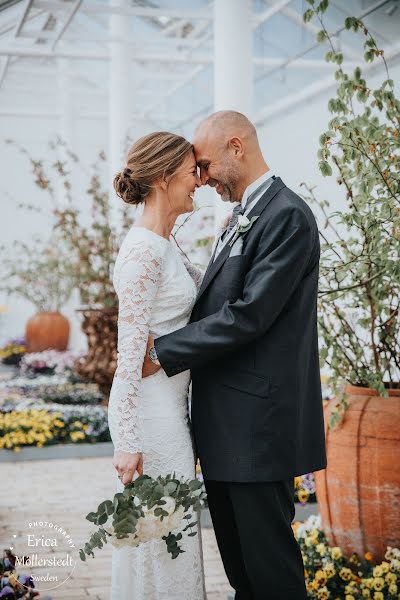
[229,136,244,157]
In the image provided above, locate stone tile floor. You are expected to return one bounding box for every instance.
[0,456,233,600]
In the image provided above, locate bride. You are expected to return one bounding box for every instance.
[108,131,207,600]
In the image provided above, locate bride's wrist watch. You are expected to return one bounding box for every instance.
[149,346,160,366]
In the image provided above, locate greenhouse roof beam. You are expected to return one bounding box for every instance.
[0,0,34,87]
[0,45,213,62]
[254,0,292,29]
[34,0,212,21]
[254,41,400,126]
[50,0,82,51]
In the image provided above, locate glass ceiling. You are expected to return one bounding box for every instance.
[0,0,399,137]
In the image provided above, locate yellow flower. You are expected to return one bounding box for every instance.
[306,581,315,593]
[373,577,385,591]
[362,590,371,598]
[339,568,353,581]
[373,593,384,600]
[373,566,383,578]
[298,489,310,503]
[380,561,390,574]
[364,578,374,589]
[294,476,302,489]
[345,595,356,600]
[317,543,327,556]
[332,547,342,560]
[309,529,319,544]
[386,572,397,584]
[317,586,330,599]
[324,563,336,578]
[365,552,373,561]
[389,583,398,594]
[315,570,327,585]
[70,431,85,442]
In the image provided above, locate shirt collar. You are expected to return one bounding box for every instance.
[241,170,274,209]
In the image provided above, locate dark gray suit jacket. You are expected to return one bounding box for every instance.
[155,177,327,482]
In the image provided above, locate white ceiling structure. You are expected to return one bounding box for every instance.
[0,0,399,174]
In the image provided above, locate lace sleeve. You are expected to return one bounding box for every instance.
[108,239,164,454]
[180,254,204,290]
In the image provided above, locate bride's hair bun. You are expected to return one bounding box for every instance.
[113,168,147,206]
[114,132,193,207]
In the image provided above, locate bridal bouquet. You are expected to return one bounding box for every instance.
[79,474,207,561]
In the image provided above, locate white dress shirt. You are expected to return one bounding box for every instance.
[213,170,275,260]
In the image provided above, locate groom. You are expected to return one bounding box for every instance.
[144,111,327,599]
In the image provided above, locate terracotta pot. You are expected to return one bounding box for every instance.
[314,384,400,562]
[25,312,70,352]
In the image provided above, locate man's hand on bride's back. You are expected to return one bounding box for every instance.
[112,450,143,485]
[142,335,161,378]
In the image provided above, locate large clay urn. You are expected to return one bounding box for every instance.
[25,311,70,352]
[314,385,400,562]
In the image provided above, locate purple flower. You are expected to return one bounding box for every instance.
[17,574,34,587]
[0,586,15,598]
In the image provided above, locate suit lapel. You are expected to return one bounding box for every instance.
[195,177,286,305]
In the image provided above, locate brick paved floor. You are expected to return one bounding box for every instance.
[0,457,233,600]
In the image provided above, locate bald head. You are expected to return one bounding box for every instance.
[195,110,258,148]
[193,111,268,203]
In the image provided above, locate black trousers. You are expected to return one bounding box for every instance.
[204,479,308,600]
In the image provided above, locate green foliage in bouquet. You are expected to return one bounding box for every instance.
[301,0,400,428]
[80,474,206,561]
[5,139,134,309]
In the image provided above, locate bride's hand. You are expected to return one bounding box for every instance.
[112,450,143,485]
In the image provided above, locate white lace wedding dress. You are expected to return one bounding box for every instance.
[108,226,206,600]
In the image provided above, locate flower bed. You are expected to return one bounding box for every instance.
[0,401,110,450]
[0,548,42,599]
[0,338,27,366]
[293,515,400,599]
[19,349,84,376]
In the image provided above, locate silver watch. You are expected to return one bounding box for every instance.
[149,346,160,366]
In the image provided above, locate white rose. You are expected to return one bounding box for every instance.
[237,215,249,228]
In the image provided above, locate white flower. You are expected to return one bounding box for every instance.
[237,215,250,228]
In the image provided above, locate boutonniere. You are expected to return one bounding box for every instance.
[229,215,260,246]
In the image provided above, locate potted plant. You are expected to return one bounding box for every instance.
[0,236,74,352]
[301,0,400,562]
[6,142,134,395]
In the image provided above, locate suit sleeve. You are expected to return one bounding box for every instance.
[155,205,315,377]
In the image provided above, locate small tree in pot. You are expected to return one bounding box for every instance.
[6,141,134,394]
[301,0,400,562]
[0,235,75,352]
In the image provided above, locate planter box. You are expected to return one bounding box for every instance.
[0,441,114,462]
